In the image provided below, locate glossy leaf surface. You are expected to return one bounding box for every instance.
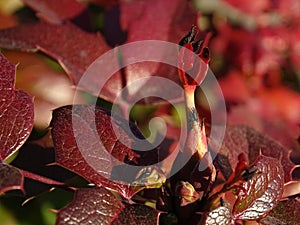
[119,0,197,98]
[0,52,34,160]
[205,206,233,225]
[233,155,284,220]
[56,187,159,225]
[0,22,109,82]
[50,105,159,199]
[0,0,200,104]
[212,125,295,182]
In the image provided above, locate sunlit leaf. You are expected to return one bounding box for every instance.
[0,0,200,105]
[50,105,159,199]
[212,125,295,182]
[0,22,119,100]
[233,155,284,220]
[56,187,159,225]
[0,52,34,160]
[205,206,234,225]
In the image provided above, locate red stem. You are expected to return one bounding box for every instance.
[21,169,75,190]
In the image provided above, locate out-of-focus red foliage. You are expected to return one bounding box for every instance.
[22,0,86,24]
[0,0,299,224]
[203,0,300,153]
[4,51,84,129]
[0,12,17,29]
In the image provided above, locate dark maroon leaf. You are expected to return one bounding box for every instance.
[0,23,173,105]
[0,22,109,81]
[233,155,284,221]
[22,0,86,24]
[121,0,196,43]
[212,125,295,182]
[0,1,200,104]
[0,22,122,101]
[50,105,159,199]
[260,198,300,225]
[111,203,159,225]
[118,0,198,103]
[0,166,70,196]
[0,52,34,160]
[56,187,159,225]
[0,162,24,193]
[56,187,124,225]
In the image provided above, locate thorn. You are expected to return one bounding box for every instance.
[46,162,57,167]
[49,208,59,214]
[22,196,35,206]
[49,187,56,192]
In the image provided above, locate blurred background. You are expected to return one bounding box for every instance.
[0,0,299,224]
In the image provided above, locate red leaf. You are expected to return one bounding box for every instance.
[0,22,109,81]
[56,187,159,225]
[0,22,121,100]
[121,0,195,43]
[119,0,198,103]
[204,205,234,225]
[212,125,295,183]
[0,3,203,105]
[111,203,159,225]
[0,162,24,194]
[0,52,34,160]
[56,187,124,225]
[4,51,84,130]
[228,103,300,152]
[233,155,284,221]
[222,72,300,151]
[22,0,86,24]
[50,105,159,199]
[0,5,195,104]
[218,71,250,103]
[260,198,300,225]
